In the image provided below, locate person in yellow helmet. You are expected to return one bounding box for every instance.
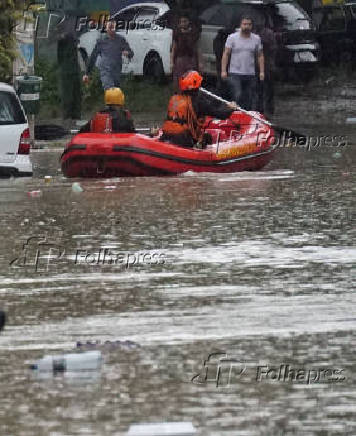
[79,87,135,133]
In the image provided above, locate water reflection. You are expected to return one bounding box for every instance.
[0,142,355,435]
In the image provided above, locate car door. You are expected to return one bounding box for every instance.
[134,6,162,75]
[0,90,27,164]
[114,6,140,74]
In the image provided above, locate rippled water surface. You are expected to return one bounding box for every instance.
[0,138,355,435]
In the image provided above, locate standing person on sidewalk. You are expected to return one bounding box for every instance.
[213,18,236,95]
[171,13,203,92]
[83,20,134,90]
[221,16,264,111]
[57,14,82,129]
[256,21,277,116]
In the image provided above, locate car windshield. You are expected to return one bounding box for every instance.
[0,91,26,125]
[273,2,312,30]
[200,4,266,28]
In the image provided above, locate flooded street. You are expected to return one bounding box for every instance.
[0,106,355,435]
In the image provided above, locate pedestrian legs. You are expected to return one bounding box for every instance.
[227,74,242,106]
[99,66,121,90]
[242,75,257,111]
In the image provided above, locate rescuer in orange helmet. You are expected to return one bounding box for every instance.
[161,70,237,147]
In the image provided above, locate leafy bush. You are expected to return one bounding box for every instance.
[0,0,23,81]
[34,57,60,105]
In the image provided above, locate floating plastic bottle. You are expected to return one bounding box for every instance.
[30,350,102,372]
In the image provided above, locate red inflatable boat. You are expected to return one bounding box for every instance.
[61,111,276,178]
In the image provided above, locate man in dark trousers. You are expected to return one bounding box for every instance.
[213,18,236,95]
[221,16,264,111]
[256,22,277,116]
[83,20,133,90]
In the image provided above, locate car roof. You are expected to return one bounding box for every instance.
[0,82,16,93]
[114,2,169,14]
[221,0,264,4]
[221,0,296,4]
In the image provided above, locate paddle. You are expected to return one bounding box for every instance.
[199,87,306,140]
[70,127,152,135]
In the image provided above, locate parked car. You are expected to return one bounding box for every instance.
[79,2,172,82]
[0,82,32,177]
[199,0,320,81]
[312,0,356,66]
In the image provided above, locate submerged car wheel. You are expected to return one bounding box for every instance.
[144,53,165,84]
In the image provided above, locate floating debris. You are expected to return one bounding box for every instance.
[27,190,42,198]
[345,117,356,124]
[71,182,83,193]
[127,422,197,436]
[76,340,139,350]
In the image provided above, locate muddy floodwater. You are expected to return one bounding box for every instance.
[0,91,355,435]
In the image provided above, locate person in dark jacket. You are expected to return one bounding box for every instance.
[83,20,134,90]
[161,71,237,148]
[56,14,82,127]
[79,88,135,133]
[171,14,203,91]
[213,18,237,94]
[256,23,277,116]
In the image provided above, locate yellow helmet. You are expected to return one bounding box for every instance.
[105,87,125,106]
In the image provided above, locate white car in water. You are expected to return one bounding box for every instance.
[0,82,32,177]
[79,2,172,82]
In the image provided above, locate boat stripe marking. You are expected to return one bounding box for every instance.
[110,145,275,167]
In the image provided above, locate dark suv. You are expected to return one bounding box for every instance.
[312,1,356,66]
[199,0,319,80]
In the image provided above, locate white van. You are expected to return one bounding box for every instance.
[0,82,32,176]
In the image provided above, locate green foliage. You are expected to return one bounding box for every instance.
[122,74,172,113]
[34,57,61,105]
[0,0,23,81]
[82,70,172,116]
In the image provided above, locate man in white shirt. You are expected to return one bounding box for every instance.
[221,16,265,111]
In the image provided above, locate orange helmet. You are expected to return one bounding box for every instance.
[179,70,203,91]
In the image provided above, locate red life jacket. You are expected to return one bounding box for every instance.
[90,112,113,133]
[162,94,204,142]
